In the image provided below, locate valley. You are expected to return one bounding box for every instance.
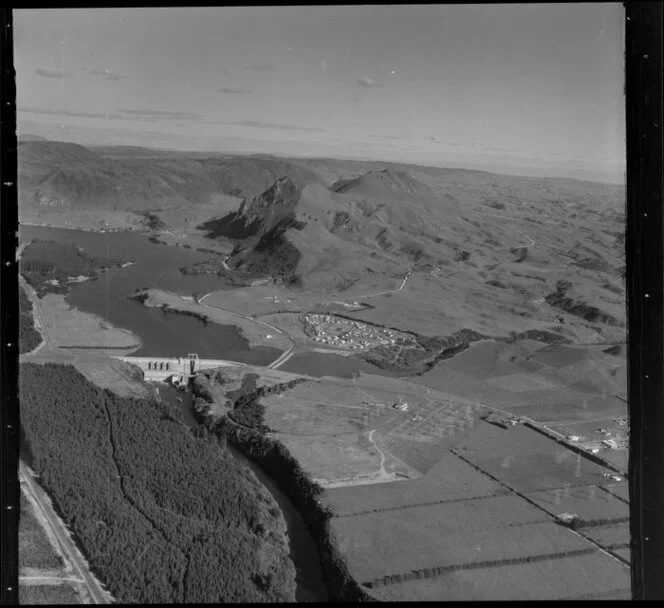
[17,139,628,602]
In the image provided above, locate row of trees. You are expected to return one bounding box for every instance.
[367,547,598,589]
[19,363,296,603]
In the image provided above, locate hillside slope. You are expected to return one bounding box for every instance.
[18,141,321,216]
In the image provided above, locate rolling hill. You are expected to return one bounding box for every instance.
[18,140,626,341]
[18,140,321,215]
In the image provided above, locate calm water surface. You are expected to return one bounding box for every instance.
[20,226,278,364]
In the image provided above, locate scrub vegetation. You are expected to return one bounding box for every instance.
[20,239,126,297]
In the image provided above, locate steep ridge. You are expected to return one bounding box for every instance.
[197,177,305,281]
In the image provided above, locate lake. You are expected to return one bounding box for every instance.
[20,226,279,364]
[19,225,382,377]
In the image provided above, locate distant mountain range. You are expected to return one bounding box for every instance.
[17,140,321,212]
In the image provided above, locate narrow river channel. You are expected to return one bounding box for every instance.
[155,384,330,602]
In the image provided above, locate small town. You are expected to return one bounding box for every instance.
[301,313,416,351]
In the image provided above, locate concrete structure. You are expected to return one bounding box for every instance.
[114,353,243,385]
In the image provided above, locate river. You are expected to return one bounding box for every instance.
[155,383,330,602]
[20,225,331,600]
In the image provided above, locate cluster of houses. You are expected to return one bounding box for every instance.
[303,314,406,351]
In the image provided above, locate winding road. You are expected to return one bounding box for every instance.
[341,270,412,302]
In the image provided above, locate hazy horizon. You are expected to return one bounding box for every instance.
[15,5,625,183]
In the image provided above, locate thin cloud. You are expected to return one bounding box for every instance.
[90,69,126,81]
[217,86,253,95]
[116,109,204,121]
[20,106,204,124]
[357,76,384,88]
[20,107,121,120]
[35,68,72,79]
[320,59,328,72]
[228,120,325,134]
[368,134,403,141]
[245,64,273,72]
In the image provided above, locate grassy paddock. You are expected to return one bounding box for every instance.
[18,493,64,572]
[18,583,83,605]
[331,495,585,582]
[371,551,630,601]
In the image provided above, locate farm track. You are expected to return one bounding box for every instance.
[340,271,411,302]
[367,429,387,476]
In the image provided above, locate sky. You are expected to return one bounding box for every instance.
[14,5,625,182]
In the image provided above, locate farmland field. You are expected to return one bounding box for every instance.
[455,422,615,492]
[18,492,64,572]
[324,453,505,516]
[371,551,631,601]
[526,484,629,524]
[613,548,631,564]
[600,481,630,502]
[330,494,587,583]
[261,374,483,484]
[273,430,412,484]
[583,522,630,548]
[509,393,626,424]
[598,447,629,470]
[265,391,399,436]
[18,584,83,605]
[438,340,546,378]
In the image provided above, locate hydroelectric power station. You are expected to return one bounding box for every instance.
[113,353,244,386]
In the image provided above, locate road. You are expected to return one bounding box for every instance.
[19,462,112,604]
[198,292,296,368]
[344,270,412,301]
[267,347,296,369]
